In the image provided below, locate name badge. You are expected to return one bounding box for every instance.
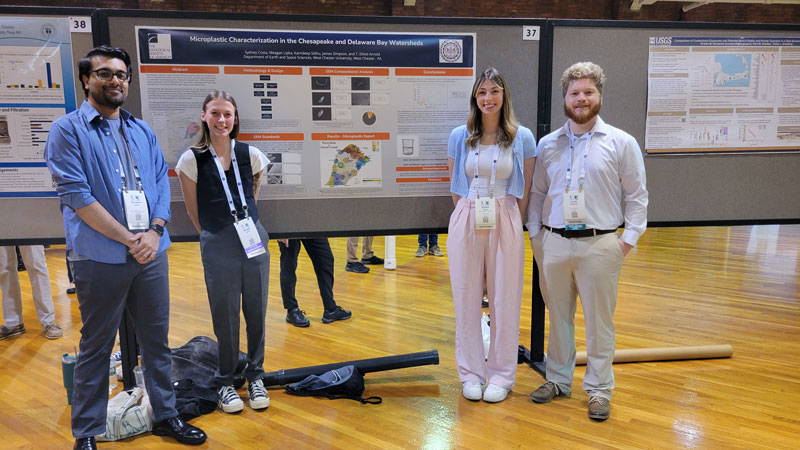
[122,190,149,231]
[475,197,497,230]
[563,190,587,231]
[233,217,267,258]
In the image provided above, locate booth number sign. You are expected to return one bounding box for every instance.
[522,26,540,41]
[69,17,92,33]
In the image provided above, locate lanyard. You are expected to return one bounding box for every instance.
[114,121,143,192]
[209,140,249,221]
[472,144,501,198]
[566,124,592,193]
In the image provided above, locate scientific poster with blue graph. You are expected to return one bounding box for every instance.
[0,17,75,197]
[646,36,800,154]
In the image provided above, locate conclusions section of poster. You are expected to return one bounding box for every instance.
[136,27,475,200]
[646,36,800,154]
[0,18,76,198]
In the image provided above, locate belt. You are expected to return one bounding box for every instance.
[543,225,617,239]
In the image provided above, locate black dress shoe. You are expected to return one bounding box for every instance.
[73,437,97,450]
[152,416,207,445]
[286,308,310,327]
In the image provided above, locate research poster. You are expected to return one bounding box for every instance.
[135,27,475,200]
[0,18,76,197]
[646,36,800,154]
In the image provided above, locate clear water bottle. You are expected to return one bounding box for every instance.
[109,360,118,394]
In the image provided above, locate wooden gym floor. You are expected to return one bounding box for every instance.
[1,225,798,449]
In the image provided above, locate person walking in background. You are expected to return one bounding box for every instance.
[446,67,536,403]
[176,90,271,415]
[416,234,444,257]
[0,245,63,340]
[527,62,647,421]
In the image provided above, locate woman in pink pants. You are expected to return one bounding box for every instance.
[447,67,536,403]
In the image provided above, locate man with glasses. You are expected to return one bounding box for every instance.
[45,46,206,449]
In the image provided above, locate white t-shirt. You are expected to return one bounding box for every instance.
[175,139,268,182]
[465,143,513,198]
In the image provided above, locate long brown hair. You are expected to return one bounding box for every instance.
[466,67,519,148]
[191,90,240,151]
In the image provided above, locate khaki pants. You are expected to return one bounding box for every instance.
[531,228,624,400]
[346,237,374,262]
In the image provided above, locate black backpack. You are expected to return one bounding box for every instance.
[285,365,382,404]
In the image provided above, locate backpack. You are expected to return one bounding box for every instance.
[284,365,382,404]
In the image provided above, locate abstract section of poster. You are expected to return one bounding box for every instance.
[646,36,800,154]
[0,18,75,197]
[136,27,475,200]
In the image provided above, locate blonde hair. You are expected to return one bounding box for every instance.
[191,90,240,151]
[560,62,606,97]
[466,67,519,148]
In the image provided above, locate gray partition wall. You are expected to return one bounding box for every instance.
[0,7,96,244]
[548,21,800,224]
[100,11,543,240]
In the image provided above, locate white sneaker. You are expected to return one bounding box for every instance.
[248,379,270,410]
[483,383,510,403]
[462,381,483,401]
[218,385,244,413]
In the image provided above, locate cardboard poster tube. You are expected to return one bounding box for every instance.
[575,344,733,365]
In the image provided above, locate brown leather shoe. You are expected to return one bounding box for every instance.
[588,396,610,420]
[530,381,567,403]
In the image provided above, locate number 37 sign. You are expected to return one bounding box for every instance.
[522,25,540,41]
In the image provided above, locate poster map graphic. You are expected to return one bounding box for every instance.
[136,27,476,200]
[0,18,76,197]
[646,36,800,154]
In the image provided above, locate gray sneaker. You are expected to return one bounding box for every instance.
[530,381,567,403]
[428,245,444,256]
[415,246,427,257]
[588,396,610,420]
[43,322,63,339]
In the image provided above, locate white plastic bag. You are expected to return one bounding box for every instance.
[97,386,153,441]
[481,312,491,360]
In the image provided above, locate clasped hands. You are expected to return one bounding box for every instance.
[128,230,160,264]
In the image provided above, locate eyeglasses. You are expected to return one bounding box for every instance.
[89,69,131,82]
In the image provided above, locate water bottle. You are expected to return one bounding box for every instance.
[109,360,118,394]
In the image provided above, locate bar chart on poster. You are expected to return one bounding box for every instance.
[134,27,476,202]
[0,17,76,198]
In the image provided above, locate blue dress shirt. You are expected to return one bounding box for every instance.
[45,101,171,264]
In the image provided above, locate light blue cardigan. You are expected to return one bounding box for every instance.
[447,124,536,199]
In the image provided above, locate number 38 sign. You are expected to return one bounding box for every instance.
[69,16,92,33]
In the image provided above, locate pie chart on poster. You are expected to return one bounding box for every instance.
[362,111,377,125]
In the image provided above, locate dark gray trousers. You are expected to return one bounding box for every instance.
[200,222,270,387]
[71,252,176,438]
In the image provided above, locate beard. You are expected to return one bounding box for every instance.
[90,86,126,109]
[564,101,601,125]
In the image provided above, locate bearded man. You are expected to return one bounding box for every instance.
[525,61,648,421]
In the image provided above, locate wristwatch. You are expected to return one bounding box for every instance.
[149,223,165,236]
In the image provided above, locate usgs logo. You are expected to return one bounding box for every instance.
[650,36,672,45]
